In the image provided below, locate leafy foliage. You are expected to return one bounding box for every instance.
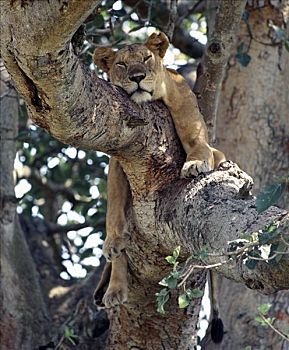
[227,222,288,270]
[255,304,275,327]
[256,178,288,213]
[156,247,204,314]
[17,102,108,278]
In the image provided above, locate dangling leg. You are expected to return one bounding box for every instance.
[102,253,128,308]
[103,157,130,261]
[93,254,128,308]
[95,157,129,308]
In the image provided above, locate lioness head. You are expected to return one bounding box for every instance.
[93,32,169,103]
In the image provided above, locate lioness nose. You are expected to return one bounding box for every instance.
[129,73,146,84]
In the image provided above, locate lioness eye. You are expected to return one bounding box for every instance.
[144,56,152,62]
[116,62,127,68]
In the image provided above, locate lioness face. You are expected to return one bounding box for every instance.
[94,32,170,104]
[109,45,162,104]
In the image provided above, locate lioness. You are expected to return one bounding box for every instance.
[93,32,225,309]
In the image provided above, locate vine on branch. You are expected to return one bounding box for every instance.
[156,221,289,314]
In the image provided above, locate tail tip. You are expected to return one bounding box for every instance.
[211,317,224,343]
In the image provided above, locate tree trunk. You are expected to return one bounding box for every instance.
[216,0,289,192]
[204,2,289,349]
[1,1,289,349]
[0,63,51,350]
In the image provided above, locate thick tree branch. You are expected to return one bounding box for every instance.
[2,0,99,54]
[193,0,247,142]
[160,162,289,293]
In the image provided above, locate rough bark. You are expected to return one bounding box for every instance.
[0,63,51,350]
[204,1,289,349]
[1,1,289,349]
[216,0,289,192]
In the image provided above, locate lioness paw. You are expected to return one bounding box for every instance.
[103,285,128,308]
[181,160,212,178]
[103,233,130,262]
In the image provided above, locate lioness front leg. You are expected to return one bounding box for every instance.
[164,77,222,178]
[181,140,214,178]
[181,144,226,178]
[104,157,130,261]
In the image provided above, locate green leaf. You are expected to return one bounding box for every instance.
[244,346,252,350]
[258,303,271,315]
[173,246,181,259]
[165,255,176,265]
[64,327,78,345]
[187,288,204,299]
[245,257,258,270]
[241,233,253,242]
[165,275,178,289]
[178,294,190,309]
[271,242,287,264]
[256,183,286,213]
[236,53,251,67]
[267,223,278,234]
[156,288,170,314]
[159,271,180,289]
[199,248,209,260]
[255,316,267,326]
[285,40,289,52]
[255,315,263,323]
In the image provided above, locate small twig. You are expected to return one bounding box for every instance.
[206,240,259,258]
[178,261,226,288]
[258,313,289,343]
[246,253,277,261]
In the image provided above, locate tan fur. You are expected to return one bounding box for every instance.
[93,33,225,308]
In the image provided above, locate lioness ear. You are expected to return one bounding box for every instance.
[93,47,116,73]
[145,32,170,58]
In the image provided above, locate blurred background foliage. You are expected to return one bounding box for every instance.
[15,0,208,280]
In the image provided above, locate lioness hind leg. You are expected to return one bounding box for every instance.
[104,157,130,261]
[181,141,214,178]
[102,253,128,308]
